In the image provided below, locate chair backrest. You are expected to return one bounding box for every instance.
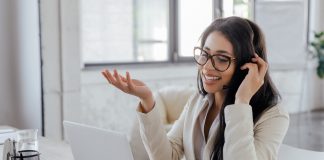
[154,86,196,124]
[278,144,324,160]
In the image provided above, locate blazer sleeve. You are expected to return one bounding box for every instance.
[136,101,190,160]
[223,104,289,160]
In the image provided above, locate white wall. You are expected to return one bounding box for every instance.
[11,0,42,130]
[40,0,63,140]
[40,0,81,140]
[311,0,324,30]
[0,0,16,126]
[0,0,42,131]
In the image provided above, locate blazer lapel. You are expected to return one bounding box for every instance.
[189,96,209,159]
[203,118,219,160]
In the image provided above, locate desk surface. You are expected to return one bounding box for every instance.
[0,137,74,160]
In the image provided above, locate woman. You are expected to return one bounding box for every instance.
[101,16,289,160]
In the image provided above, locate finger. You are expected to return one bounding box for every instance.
[113,69,122,83]
[258,61,268,78]
[240,63,258,72]
[241,63,265,85]
[103,69,116,84]
[101,70,111,84]
[254,53,259,57]
[252,53,260,62]
[113,69,127,90]
[253,54,268,77]
[107,69,117,84]
[119,74,127,82]
[241,63,259,78]
[126,71,135,91]
[101,70,108,79]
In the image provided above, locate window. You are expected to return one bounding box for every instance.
[134,0,169,62]
[80,0,169,65]
[80,0,134,64]
[178,0,213,58]
[80,0,253,66]
[223,0,254,19]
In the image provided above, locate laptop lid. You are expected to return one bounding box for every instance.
[63,121,134,160]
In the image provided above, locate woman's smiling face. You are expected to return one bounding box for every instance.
[198,31,236,93]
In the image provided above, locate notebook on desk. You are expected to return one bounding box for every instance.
[63,121,134,160]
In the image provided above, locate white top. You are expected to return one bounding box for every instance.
[194,94,219,160]
[136,92,290,160]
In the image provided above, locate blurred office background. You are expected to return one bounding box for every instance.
[0,0,323,151]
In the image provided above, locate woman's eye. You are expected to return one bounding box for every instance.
[215,56,229,62]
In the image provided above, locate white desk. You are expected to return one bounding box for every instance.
[278,144,324,160]
[0,137,74,160]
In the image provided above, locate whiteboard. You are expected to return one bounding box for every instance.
[255,0,308,68]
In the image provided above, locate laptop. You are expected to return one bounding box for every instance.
[63,121,134,160]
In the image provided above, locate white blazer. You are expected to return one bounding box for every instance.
[136,92,289,160]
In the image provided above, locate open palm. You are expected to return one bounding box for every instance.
[101,69,153,101]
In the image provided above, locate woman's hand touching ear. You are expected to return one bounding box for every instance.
[235,53,268,104]
[101,69,155,113]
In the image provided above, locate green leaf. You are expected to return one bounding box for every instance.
[320,40,324,45]
[315,31,324,38]
[317,67,324,78]
[321,44,324,49]
[310,42,316,47]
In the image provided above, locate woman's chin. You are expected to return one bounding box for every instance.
[203,83,222,93]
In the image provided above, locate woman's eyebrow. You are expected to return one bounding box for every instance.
[203,46,231,55]
[215,50,229,54]
[204,46,211,51]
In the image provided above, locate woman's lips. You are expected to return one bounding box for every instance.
[202,73,221,85]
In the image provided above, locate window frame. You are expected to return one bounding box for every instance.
[82,0,253,69]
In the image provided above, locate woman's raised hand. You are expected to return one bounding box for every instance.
[235,53,268,104]
[101,69,155,112]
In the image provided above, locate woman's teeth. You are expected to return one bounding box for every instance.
[205,75,221,80]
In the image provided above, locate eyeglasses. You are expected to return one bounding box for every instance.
[193,47,236,72]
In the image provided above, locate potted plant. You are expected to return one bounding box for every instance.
[310,31,324,79]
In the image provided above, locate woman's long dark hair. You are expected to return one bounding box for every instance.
[196,17,281,160]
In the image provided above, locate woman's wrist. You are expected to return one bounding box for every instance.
[234,97,250,105]
[139,96,155,113]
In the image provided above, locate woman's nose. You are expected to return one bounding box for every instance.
[203,58,214,70]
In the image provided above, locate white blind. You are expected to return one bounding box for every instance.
[255,0,308,68]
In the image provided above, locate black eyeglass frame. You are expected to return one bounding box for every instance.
[193,47,236,72]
